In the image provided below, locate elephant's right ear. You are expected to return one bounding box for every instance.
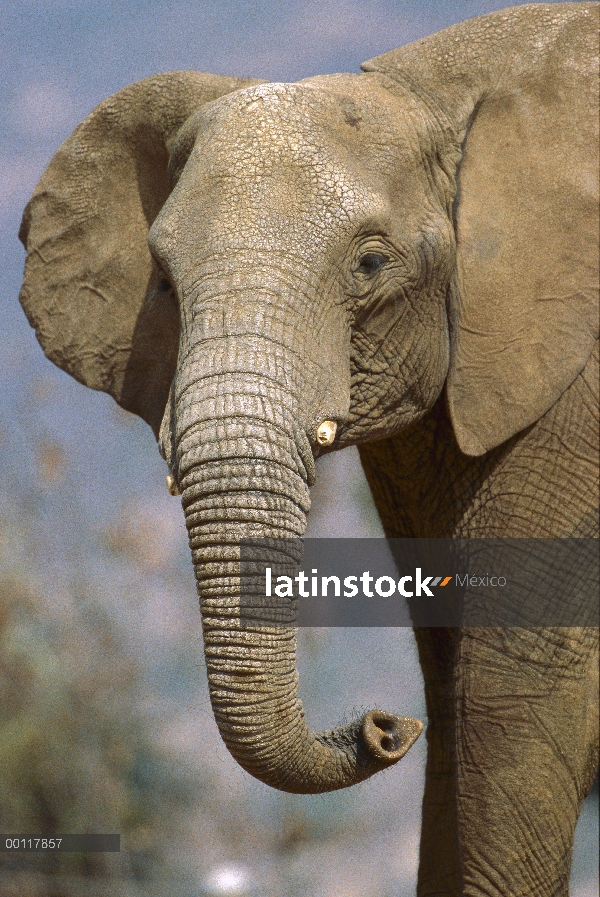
[19,72,262,436]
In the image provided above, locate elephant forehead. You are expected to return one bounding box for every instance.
[171,78,418,189]
[188,79,376,140]
[156,126,391,261]
[199,77,411,138]
[155,173,388,269]
[193,144,383,219]
[193,92,369,178]
[153,79,431,263]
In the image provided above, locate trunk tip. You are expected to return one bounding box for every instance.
[362,710,423,764]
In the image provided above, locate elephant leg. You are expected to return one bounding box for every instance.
[454,627,599,897]
[416,626,599,897]
[360,357,599,893]
[413,627,463,896]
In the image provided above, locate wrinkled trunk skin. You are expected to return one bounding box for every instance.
[173,352,421,794]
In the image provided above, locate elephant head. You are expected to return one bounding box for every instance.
[19,5,599,794]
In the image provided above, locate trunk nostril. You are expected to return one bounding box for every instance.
[362,710,423,763]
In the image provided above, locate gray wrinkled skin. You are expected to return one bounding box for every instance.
[18,5,599,895]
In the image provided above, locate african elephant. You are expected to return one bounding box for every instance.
[19,3,598,894]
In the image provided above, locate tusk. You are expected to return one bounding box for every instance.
[316,420,337,446]
[166,473,181,496]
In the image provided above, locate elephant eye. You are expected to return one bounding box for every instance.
[357,252,388,275]
[159,276,172,292]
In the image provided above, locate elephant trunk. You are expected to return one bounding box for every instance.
[176,368,422,793]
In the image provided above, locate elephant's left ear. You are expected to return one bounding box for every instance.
[19,71,262,436]
[363,4,599,455]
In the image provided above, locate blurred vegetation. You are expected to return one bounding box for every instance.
[0,517,199,893]
[0,379,204,894]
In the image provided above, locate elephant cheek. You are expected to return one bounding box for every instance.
[345,300,450,443]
